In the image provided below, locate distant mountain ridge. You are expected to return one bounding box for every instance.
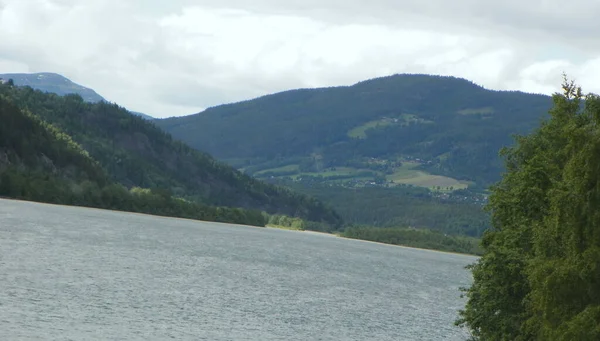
[0,72,105,102]
[156,73,554,187]
[0,72,153,119]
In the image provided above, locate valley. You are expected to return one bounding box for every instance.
[243,157,471,192]
[1,72,537,251]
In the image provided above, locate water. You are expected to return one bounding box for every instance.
[0,199,477,340]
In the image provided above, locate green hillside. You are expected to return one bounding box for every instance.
[157,73,553,188]
[0,94,271,226]
[0,82,342,230]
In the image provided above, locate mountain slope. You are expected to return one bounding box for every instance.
[0,82,342,229]
[157,74,553,186]
[0,73,153,119]
[0,93,270,226]
[0,72,105,102]
[0,93,108,190]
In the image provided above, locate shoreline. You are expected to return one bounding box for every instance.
[1,197,479,257]
[263,224,479,257]
[280,227,478,257]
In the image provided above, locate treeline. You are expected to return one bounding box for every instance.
[342,226,482,255]
[0,169,266,226]
[276,181,490,237]
[456,78,600,339]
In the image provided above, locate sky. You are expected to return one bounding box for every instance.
[1,0,599,118]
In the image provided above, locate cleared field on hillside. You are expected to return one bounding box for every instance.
[254,160,469,191]
[347,119,393,139]
[255,164,299,175]
[291,167,377,180]
[457,107,494,115]
[387,162,468,190]
[347,114,433,139]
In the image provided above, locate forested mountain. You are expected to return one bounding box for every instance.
[0,73,153,119]
[457,78,600,339]
[0,82,342,229]
[0,93,269,226]
[157,74,553,187]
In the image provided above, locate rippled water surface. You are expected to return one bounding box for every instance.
[0,199,477,340]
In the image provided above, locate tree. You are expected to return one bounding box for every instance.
[455,75,600,340]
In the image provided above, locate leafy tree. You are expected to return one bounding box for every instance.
[456,76,600,340]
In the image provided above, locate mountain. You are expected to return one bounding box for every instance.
[0,82,342,230]
[0,72,153,119]
[0,93,271,226]
[0,72,105,102]
[156,74,554,188]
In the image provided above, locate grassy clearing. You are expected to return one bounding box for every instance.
[253,160,468,191]
[347,115,433,139]
[397,174,469,190]
[328,176,376,184]
[318,167,361,177]
[255,164,299,175]
[294,167,378,181]
[387,162,467,190]
[348,119,393,139]
[399,114,434,125]
[457,107,494,115]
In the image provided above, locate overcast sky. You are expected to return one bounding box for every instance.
[1,0,599,118]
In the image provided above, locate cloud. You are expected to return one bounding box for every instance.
[0,0,599,118]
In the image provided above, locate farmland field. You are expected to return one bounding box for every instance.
[386,162,468,190]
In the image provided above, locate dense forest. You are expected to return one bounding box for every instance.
[342,227,482,255]
[157,74,553,187]
[0,93,265,226]
[456,78,600,339]
[0,82,342,230]
[275,180,490,237]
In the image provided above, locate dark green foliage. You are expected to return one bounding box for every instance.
[157,74,552,187]
[0,83,342,229]
[456,77,600,340]
[0,94,267,227]
[0,94,107,186]
[0,168,266,227]
[277,181,490,237]
[342,227,482,255]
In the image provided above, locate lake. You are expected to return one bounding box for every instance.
[0,199,477,340]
